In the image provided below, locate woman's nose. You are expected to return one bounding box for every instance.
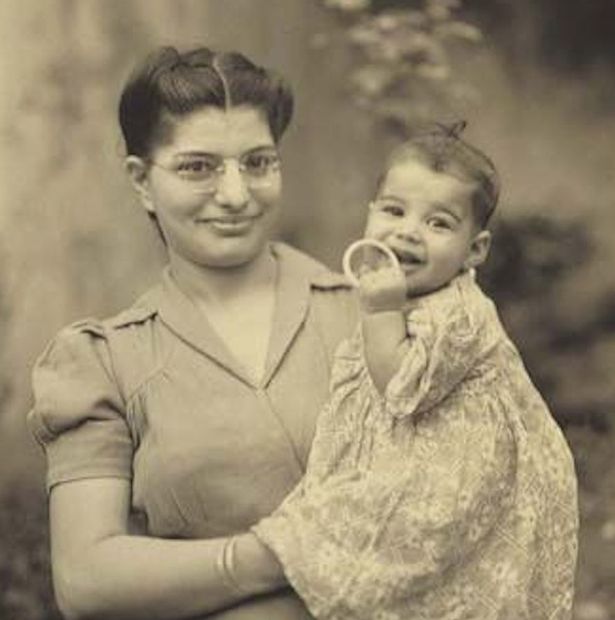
[214,161,250,209]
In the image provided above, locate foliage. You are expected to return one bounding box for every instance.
[482,216,592,301]
[319,0,483,132]
[466,0,615,75]
[480,215,614,432]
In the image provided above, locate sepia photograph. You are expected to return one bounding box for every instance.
[1,1,614,618]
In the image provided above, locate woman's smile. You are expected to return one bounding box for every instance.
[197,213,263,236]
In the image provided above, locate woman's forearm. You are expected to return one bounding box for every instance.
[54,532,285,620]
[50,479,286,620]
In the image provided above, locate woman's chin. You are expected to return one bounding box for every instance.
[200,241,272,270]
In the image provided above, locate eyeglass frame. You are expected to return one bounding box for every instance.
[145,146,282,195]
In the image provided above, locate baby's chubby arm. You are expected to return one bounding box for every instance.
[358,267,410,394]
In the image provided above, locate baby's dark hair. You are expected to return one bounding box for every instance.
[379,122,500,228]
[118,45,294,158]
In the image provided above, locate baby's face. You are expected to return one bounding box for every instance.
[364,159,489,297]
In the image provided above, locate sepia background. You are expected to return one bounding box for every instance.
[1,0,614,618]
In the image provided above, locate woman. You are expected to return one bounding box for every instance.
[29,46,356,619]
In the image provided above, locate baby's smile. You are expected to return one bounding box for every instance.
[390,246,426,267]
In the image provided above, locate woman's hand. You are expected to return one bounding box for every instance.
[233,533,287,593]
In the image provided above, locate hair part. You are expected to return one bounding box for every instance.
[118,45,294,158]
[378,123,501,229]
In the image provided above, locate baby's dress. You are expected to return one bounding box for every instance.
[254,271,578,620]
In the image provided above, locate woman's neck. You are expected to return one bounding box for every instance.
[168,246,277,305]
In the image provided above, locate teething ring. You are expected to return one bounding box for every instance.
[342,239,402,287]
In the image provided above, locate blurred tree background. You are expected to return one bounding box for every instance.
[1,0,614,618]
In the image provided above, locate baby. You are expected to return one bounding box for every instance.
[254,124,578,620]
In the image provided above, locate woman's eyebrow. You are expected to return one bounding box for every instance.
[172,150,217,159]
[173,144,277,158]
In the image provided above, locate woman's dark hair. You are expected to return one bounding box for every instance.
[118,45,294,157]
[380,122,500,228]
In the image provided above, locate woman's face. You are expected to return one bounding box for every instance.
[129,105,282,269]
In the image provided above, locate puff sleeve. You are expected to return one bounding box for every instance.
[28,321,133,491]
[385,272,501,418]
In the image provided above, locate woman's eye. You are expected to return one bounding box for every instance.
[243,152,279,176]
[177,158,218,177]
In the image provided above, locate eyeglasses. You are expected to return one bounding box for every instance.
[149,147,281,194]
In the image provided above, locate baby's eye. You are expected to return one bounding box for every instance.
[379,204,405,217]
[427,216,455,230]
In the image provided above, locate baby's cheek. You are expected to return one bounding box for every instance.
[364,220,389,241]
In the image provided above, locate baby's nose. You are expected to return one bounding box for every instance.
[396,218,422,241]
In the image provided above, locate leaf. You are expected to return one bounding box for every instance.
[397,32,446,65]
[374,13,405,33]
[323,0,370,12]
[415,62,450,81]
[349,22,380,47]
[427,0,462,15]
[435,21,483,43]
[351,65,397,97]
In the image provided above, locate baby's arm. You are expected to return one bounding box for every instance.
[384,273,496,418]
[357,267,410,394]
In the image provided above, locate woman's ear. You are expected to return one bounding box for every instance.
[464,229,491,270]
[125,156,155,214]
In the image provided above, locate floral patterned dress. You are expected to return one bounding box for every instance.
[254,271,578,620]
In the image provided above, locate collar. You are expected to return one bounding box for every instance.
[111,242,351,387]
[263,242,351,386]
[271,242,352,290]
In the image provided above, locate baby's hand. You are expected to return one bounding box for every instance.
[358,266,407,314]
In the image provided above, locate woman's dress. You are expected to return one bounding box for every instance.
[29,243,357,619]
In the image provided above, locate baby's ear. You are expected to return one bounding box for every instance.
[464,230,491,270]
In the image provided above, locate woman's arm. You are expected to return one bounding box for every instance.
[50,478,285,620]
